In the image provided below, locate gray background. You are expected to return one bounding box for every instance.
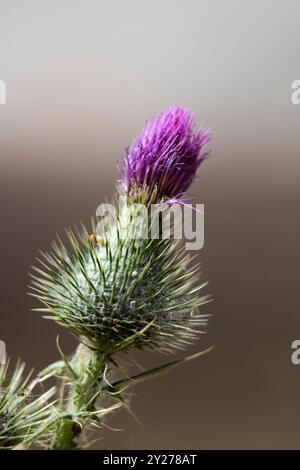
[0,0,299,449]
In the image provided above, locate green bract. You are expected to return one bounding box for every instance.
[0,362,56,449]
[31,189,209,354]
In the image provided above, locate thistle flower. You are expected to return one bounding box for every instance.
[0,362,56,449]
[25,105,212,449]
[31,107,211,355]
[119,106,211,200]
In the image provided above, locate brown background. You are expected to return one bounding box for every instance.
[0,0,299,449]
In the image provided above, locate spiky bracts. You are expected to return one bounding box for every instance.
[31,213,209,354]
[0,362,55,449]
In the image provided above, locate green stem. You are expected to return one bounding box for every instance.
[50,343,109,450]
[51,417,81,450]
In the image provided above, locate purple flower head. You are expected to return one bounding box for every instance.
[119,106,211,200]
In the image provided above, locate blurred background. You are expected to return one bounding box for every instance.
[0,0,299,449]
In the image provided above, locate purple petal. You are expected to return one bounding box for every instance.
[119,106,212,199]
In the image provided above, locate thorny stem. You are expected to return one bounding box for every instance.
[51,344,109,450]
